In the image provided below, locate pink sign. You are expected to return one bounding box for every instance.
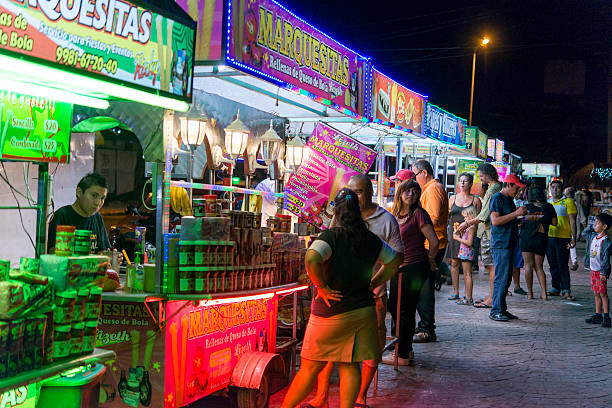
[164,295,277,407]
[284,123,377,229]
[227,0,369,116]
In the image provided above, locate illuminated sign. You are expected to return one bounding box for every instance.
[0,0,196,101]
[458,159,509,197]
[465,126,478,156]
[175,0,225,61]
[424,103,466,145]
[371,70,425,133]
[487,138,495,158]
[0,91,72,163]
[227,0,369,117]
[477,129,488,159]
[495,139,504,162]
[0,385,36,408]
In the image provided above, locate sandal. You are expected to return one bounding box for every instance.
[473,302,491,308]
[457,298,474,306]
[448,294,460,301]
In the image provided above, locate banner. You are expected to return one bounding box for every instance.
[465,126,478,156]
[477,129,487,159]
[97,300,165,408]
[284,123,376,229]
[495,139,504,162]
[371,70,424,133]
[457,159,510,197]
[228,0,368,116]
[0,91,72,163]
[487,138,495,158]
[424,104,466,145]
[164,295,277,407]
[175,0,224,61]
[0,0,196,100]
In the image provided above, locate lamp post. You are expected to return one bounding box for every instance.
[285,136,306,170]
[469,37,490,126]
[224,110,250,209]
[179,115,208,198]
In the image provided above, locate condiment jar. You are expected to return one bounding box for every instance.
[53,324,71,359]
[179,241,195,267]
[204,195,218,217]
[83,320,97,353]
[74,229,92,255]
[55,225,76,256]
[70,322,85,355]
[85,287,103,320]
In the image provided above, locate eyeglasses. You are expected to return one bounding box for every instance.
[413,169,424,178]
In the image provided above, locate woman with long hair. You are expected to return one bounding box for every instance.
[447,173,482,301]
[281,188,402,408]
[520,186,557,300]
[382,180,439,366]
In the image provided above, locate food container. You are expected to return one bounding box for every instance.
[195,269,206,294]
[0,259,9,281]
[54,290,77,324]
[53,324,71,359]
[85,287,102,320]
[70,322,85,355]
[221,210,234,227]
[253,213,262,229]
[19,257,39,273]
[135,226,147,256]
[179,267,195,294]
[204,195,218,216]
[83,320,97,353]
[235,211,245,228]
[194,241,206,266]
[277,215,292,233]
[74,229,92,255]
[179,241,195,267]
[55,225,76,256]
[74,288,90,322]
[245,212,253,228]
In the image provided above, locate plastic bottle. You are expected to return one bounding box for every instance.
[134,255,144,293]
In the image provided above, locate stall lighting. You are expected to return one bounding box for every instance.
[257,120,282,165]
[0,78,109,110]
[197,291,275,307]
[232,176,240,184]
[179,115,208,146]
[0,54,189,112]
[170,180,284,200]
[224,109,250,157]
[285,136,306,169]
[276,284,310,295]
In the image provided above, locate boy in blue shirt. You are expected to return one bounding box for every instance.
[583,213,612,328]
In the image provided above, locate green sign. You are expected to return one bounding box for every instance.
[0,0,196,101]
[0,385,37,408]
[0,91,72,163]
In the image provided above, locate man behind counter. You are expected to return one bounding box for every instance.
[48,172,111,254]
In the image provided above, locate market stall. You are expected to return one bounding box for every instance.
[0,0,198,405]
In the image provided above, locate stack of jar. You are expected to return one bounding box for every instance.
[55,225,93,256]
[267,214,292,233]
[52,286,102,361]
[178,240,236,294]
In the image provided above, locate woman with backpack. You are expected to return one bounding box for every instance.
[520,186,558,300]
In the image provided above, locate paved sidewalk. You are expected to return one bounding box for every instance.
[270,247,612,408]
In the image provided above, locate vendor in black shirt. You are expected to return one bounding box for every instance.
[48,172,111,254]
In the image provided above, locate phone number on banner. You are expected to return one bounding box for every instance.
[55,46,118,75]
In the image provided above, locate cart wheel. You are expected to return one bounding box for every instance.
[236,372,270,408]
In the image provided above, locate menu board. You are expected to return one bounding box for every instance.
[371,70,425,133]
[0,0,196,100]
[495,139,505,162]
[284,123,376,229]
[423,104,466,145]
[487,138,496,159]
[477,129,488,159]
[457,159,509,197]
[0,91,72,163]
[228,0,368,116]
[164,296,277,407]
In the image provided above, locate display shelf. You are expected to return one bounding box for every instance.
[0,348,116,394]
[170,180,284,200]
[166,282,309,301]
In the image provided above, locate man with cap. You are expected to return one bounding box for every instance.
[390,169,416,183]
[489,174,528,321]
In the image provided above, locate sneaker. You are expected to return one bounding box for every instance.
[585,314,603,324]
[503,311,519,320]
[382,351,414,366]
[514,287,527,295]
[602,316,611,328]
[489,313,510,322]
[413,331,436,343]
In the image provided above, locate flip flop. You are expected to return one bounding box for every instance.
[448,294,460,300]
[474,302,491,308]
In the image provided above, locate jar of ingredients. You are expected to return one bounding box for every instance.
[245,212,253,228]
[70,322,85,355]
[74,229,92,255]
[204,195,218,217]
[194,241,205,266]
[82,320,97,353]
[85,287,103,320]
[179,267,195,294]
[74,288,89,322]
[278,215,291,233]
[195,269,205,294]
[253,213,262,229]
[55,225,76,256]
[53,324,71,359]
[54,290,76,324]
[221,210,233,227]
[179,241,195,267]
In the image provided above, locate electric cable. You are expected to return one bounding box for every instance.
[0,161,36,251]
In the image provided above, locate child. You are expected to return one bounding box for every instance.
[453,206,478,305]
[583,212,612,327]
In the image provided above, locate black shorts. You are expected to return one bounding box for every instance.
[520,232,548,256]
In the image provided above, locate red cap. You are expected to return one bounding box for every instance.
[504,174,526,188]
[390,169,416,182]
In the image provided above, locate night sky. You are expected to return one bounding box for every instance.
[281,0,611,175]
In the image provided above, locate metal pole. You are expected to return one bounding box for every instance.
[377,135,385,204]
[36,163,49,256]
[153,162,164,293]
[469,49,476,126]
[395,138,402,173]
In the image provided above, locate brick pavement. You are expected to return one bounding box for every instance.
[270,244,612,408]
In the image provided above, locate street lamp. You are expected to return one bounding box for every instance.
[469,37,490,126]
[179,114,208,198]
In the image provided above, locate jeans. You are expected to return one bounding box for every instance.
[547,237,571,293]
[416,250,445,333]
[491,248,514,316]
[388,261,429,357]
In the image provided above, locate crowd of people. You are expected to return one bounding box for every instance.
[281,160,608,408]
